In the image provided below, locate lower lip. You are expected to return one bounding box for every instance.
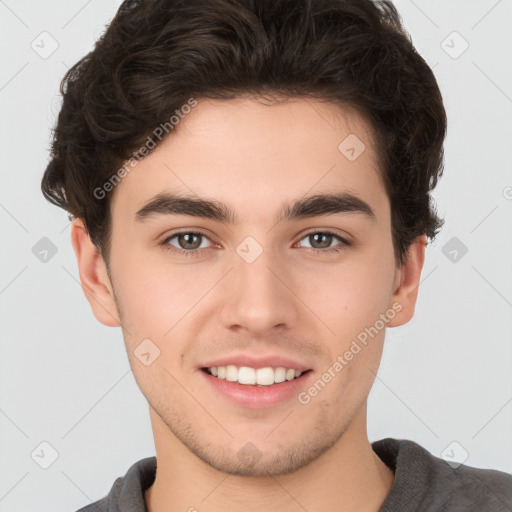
[199,369,313,409]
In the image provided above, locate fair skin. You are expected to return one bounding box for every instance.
[71,96,425,512]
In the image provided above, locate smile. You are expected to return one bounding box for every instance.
[202,365,311,386]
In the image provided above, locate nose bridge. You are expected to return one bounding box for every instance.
[220,237,298,332]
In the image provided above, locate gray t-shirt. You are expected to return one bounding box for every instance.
[75,438,512,511]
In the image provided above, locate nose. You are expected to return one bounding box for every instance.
[219,242,300,335]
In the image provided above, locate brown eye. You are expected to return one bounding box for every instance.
[161,231,213,258]
[173,233,204,250]
[298,231,350,252]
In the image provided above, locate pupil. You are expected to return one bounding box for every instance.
[180,233,200,249]
[312,233,331,249]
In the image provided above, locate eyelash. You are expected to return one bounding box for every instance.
[160,230,351,259]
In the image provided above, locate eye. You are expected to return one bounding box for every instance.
[161,231,214,258]
[160,229,351,259]
[296,230,350,253]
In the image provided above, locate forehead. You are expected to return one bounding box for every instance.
[109,96,388,226]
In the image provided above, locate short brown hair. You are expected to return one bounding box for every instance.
[41,0,447,267]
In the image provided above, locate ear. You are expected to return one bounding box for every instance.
[386,235,427,327]
[70,218,121,327]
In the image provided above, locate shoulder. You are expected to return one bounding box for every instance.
[446,458,512,509]
[373,438,512,511]
[72,456,157,512]
[73,477,123,512]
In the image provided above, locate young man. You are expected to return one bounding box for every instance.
[41,0,512,510]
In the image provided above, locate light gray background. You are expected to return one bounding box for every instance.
[1,0,511,510]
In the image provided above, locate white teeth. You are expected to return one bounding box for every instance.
[226,365,238,382]
[239,366,256,385]
[207,365,305,386]
[256,367,274,386]
[274,367,286,383]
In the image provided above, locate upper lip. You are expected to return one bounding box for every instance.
[200,354,312,372]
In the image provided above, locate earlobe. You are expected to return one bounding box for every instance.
[70,218,121,327]
[387,235,427,328]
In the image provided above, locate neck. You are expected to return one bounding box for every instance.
[145,405,394,512]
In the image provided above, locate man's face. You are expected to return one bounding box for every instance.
[80,97,414,476]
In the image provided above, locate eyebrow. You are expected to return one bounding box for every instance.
[135,191,376,225]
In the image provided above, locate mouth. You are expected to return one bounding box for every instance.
[200,366,313,387]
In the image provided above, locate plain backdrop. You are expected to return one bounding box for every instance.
[1,0,511,510]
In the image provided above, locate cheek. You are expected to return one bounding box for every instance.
[297,251,395,334]
[113,251,201,323]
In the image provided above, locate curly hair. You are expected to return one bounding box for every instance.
[41,0,446,267]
